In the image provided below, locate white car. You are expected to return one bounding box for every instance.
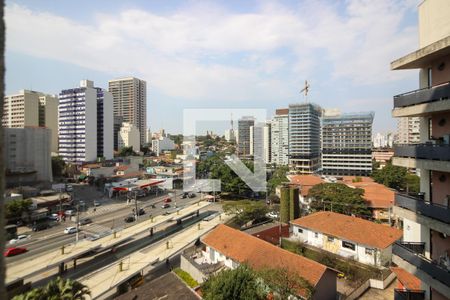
[64,227,78,234]
[266,211,279,219]
[9,234,30,244]
[65,184,73,192]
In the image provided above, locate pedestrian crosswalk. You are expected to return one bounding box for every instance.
[81,223,112,237]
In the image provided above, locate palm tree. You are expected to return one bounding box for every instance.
[13,277,91,300]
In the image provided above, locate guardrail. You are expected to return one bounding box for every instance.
[394,82,450,108]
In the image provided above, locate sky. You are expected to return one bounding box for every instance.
[5,0,422,135]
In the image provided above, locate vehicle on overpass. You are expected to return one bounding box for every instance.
[4,247,27,257]
[9,234,31,245]
[64,227,78,234]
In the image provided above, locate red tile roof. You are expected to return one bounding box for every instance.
[391,267,421,290]
[202,224,329,287]
[288,175,324,196]
[115,165,129,171]
[291,211,402,249]
[251,224,290,245]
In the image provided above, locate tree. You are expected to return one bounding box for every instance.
[371,161,407,190]
[223,200,268,227]
[13,277,90,300]
[118,146,136,157]
[405,174,420,193]
[5,199,32,222]
[51,156,66,178]
[202,265,266,300]
[308,183,371,217]
[267,166,289,195]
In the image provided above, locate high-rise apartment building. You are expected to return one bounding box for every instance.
[145,127,152,145]
[288,103,322,174]
[118,122,140,152]
[237,116,255,156]
[3,90,59,153]
[390,1,450,299]
[108,77,147,146]
[271,109,289,166]
[373,132,394,148]
[321,111,374,176]
[58,80,113,163]
[113,116,124,151]
[249,122,271,163]
[397,117,420,144]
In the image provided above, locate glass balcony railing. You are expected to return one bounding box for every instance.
[394,144,450,162]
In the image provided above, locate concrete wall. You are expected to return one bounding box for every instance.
[432,171,450,206]
[313,269,336,300]
[403,218,431,258]
[42,95,59,153]
[430,229,450,261]
[180,255,207,283]
[419,0,450,48]
[431,112,450,139]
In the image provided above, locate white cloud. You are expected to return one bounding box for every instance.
[5,1,418,103]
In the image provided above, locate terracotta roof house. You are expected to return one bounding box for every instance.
[290,212,403,267]
[190,224,337,300]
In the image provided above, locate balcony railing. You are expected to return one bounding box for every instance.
[393,242,450,287]
[394,144,450,162]
[394,289,425,300]
[394,81,450,108]
[395,193,450,224]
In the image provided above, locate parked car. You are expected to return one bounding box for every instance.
[64,227,78,234]
[47,214,58,221]
[137,208,145,216]
[162,203,171,209]
[124,215,135,223]
[164,198,172,203]
[181,192,188,199]
[65,184,73,192]
[32,222,50,232]
[78,218,92,226]
[188,192,196,198]
[9,234,30,245]
[65,209,77,216]
[266,211,279,219]
[93,200,101,207]
[4,247,27,257]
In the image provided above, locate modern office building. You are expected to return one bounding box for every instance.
[390,1,450,299]
[108,77,147,146]
[3,90,59,153]
[249,122,271,163]
[152,136,175,156]
[118,122,140,152]
[113,116,124,151]
[271,108,289,166]
[288,103,322,174]
[58,80,113,163]
[4,127,52,183]
[321,111,374,176]
[237,116,255,156]
[396,117,421,144]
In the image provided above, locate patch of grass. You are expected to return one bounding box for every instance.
[173,268,199,288]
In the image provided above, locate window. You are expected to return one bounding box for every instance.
[298,228,303,234]
[327,236,334,242]
[342,241,355,251]
[314,232,318,238]
[365,248,374,255]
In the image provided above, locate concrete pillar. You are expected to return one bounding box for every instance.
[420,169,431,201]
[59,262,65,274]
[61,245,65,255]
[419,117,429,143]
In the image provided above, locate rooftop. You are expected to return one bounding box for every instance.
[288,175,324,196]
[291,211,402,249]
[202,224,328,287]
[391,267,421,290]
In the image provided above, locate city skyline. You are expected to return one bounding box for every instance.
[5,0,421,134]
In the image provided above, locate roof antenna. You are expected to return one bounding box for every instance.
[300,80,310,103]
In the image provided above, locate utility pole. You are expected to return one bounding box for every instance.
[134,190,138,221]
[75,201,80,243]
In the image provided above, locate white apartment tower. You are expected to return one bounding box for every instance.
[271,109,289,166]
[249,122,271,163]
[390,1,450,299]
[397,117,420,144]
[237,116,255,156]
[118,122,140,152]
[58,80,113,163]
[3,90,59,153]
[108,77,147,146]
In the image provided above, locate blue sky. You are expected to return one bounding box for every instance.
[5,0,421,134]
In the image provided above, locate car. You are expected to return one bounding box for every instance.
[4,247,27,257]
[164,198,172,203]
[47,214,59,221]
[32,222,50,232]
[9,234,30,245]
[188,192,196,198]
[64,227,78,234]
[78,218,92,226]
[124,215,135,223]
[181,192,188,199]
[266,211,279,219]
[162,203,171,209]
[93,200,101,207]
[137,208,145,216]
[65,184,73,192]
[65,209,77,216]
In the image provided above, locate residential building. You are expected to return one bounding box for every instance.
[145,127,152,145]
[390,0,450,298]
[291,212,402,267]
[113,116,124,151]
[108,77,147,146]
[288,103,322,174]
[181,224,337,300]
[373,132,395,148]
[118,122,140,152]
[3,90,59,153]
[396,117,420,144]
[152,136,175,156]
[249,122,271,163]
[271,108,289,166]
[237,116,255,156]
[58,80,113,163]
[321,111,374,176]
[4,127,52,183]
[224,129,235,142]
[372,150,395,169]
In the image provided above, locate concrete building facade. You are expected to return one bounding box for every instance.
[58,80,113,163]
[237,116,255,156]
[118,122,140,152]
[270,109,289,166]
[4,127,52,183]
[249,122,271,163]
[288,103,322,174]
[108,77,147,146]
[396,117,420,144]
[321,111,374,176]
[390,1,450,299]
[152,137,175,156]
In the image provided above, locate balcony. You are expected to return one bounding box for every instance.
[394,144,450,162]
[392,242,450,287]
[394,82,450,108]
[394,289,425,300]
[395,193,450,224]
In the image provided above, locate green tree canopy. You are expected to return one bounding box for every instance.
[223,200,268,227]
[13,277,90,300]
[267,166,289,195]
[371,161,407,190]
[118,146,136,157]
[51,156,66,177]
[6,199,32,221]
[202,265,266,300]
[307,183,371,217]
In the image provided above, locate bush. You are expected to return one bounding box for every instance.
[173,268,199,288]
